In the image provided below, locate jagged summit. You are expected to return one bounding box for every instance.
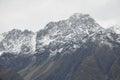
[44,13,101,35]
[45,13,99,30]
[107,25,120,34]
[69,13,91,20]
[69,13,96,24]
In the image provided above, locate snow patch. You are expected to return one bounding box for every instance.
[40,36,54,45]
[49,49,58,57]
[73,44,79,49]
[0,51,4,56]
[109,25,120,34]
[0,35,4,42]
[58,48,63,53]
[113,26,120,34]
[49,48,63,57]
[100,41,113,48]
[31,33,37,52]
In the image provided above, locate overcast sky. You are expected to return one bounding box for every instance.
[0,0,120,33]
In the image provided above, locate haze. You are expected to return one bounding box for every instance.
[0,0,120,33]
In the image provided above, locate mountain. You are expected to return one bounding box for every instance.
[36,13,103,55]
[0,29,36,71]
[0,13,120,80]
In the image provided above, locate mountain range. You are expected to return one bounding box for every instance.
[0,13,120,80]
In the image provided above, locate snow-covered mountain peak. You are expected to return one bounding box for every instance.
[36,13,103,55]
[0,13,114,57]
[45,13,99,30]
[69,13,90,20]
[68,13,97,26]
[107,25,120,34]
[0,29,36,55]
[44,13,101,34]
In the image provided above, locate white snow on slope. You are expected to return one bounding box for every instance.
[40,36,54,45]
[109,25,120,34]
[31,33,37,52]
[0,34,4,42]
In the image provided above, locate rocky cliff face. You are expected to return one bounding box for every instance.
[0,13,120,80]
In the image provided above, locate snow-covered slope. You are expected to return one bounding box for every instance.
[0,35,4,42]
[36,13,104,56]
[107,25,120,34]
[0,29,36,55]
[106,25,120,43]
[0,13,119,57]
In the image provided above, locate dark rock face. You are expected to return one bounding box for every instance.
[0,13,120,80]
[0,65,23,80]
[0,52,32,71]
[32,42,120,80]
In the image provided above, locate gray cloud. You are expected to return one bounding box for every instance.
[0,0,119,33]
